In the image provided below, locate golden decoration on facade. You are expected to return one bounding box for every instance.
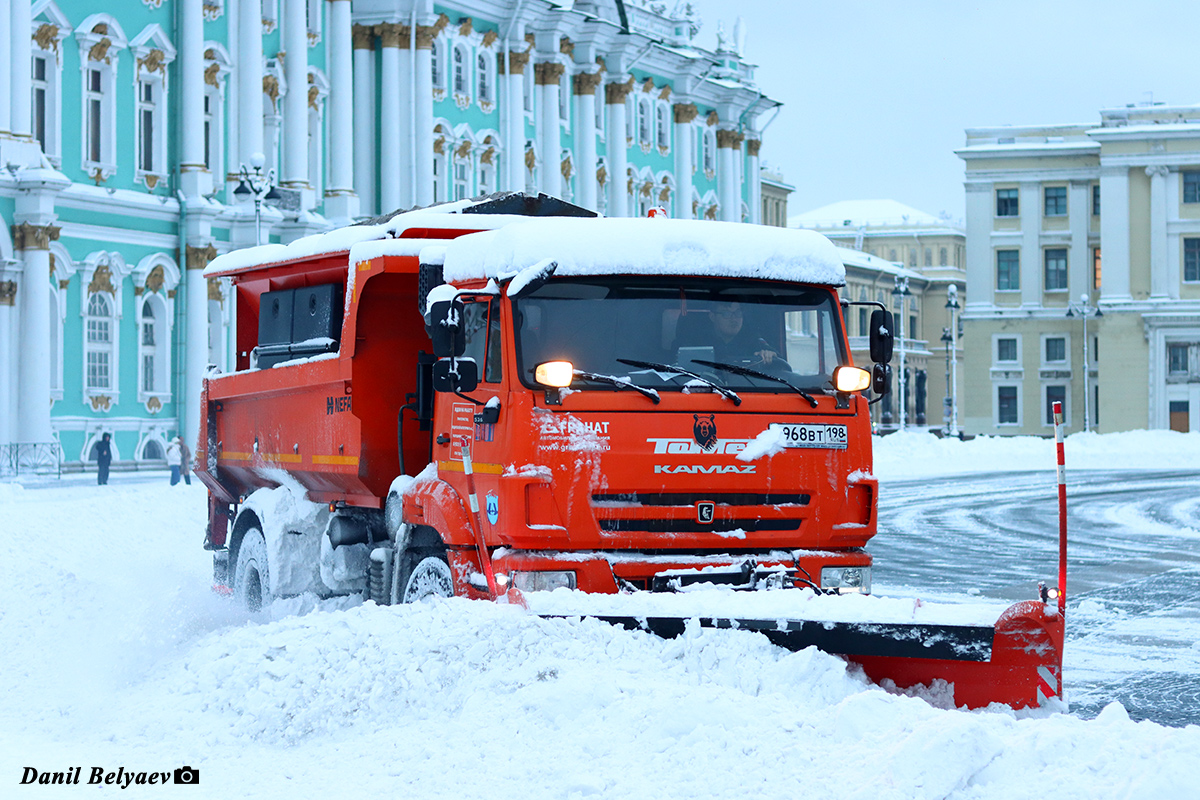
[455,140,472,159]
[534,62,566,85]
[59,279,70,290]
[433,136,446,155]
[596,164,607,186]
[746,139,762,157]
[134,285,144,296]
[573,71,603,96]
[480,30,497,48]
[458,17,473,37]
[12,223,60,251]
[434,13,450,34]
[308,85,320,110]
[524,147,536,171]
[0,281,16,306]
[658,85,671,101]
[605,75,635,104]
[146,265,165,294]
[144,175,160,189]
[502,50,530,75]
[351,25,375,50]
[706,110,719,126]
[146,397,163,414]
[640,180,653,198]
[560,37,574,56]
[560,155,574,181]
[138,49,166,75]
[479,146,495,165]
[88,38,113,64]
[378,23,404,48]
[204,62,221,87]
[704,204,717,220]
[186,244,218,271]
[88,395,112,412]
[207,277,224,302]
[595,56,607,72]
[88,263,116,296]
[263,75,280,109]
[642,78,655,94]
[34,24,60,54]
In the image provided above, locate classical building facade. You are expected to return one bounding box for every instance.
[957,103,1200,435]
[0,0,778,472]
[759,163,792,228]
[792,200,967,430]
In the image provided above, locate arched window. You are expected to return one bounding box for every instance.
[939,247,948,266]
[431,41,443,89]
[138,296,170,395]
[85,293,114,391]
[702,129,715,174]
[924,247,932,267]
[625,94,635,141]
[142,438,164,461]
[558,72,570,122]
[453,45,468,95]
[656,104,670,151]
[476,53,490,103]
[638,98,652,145]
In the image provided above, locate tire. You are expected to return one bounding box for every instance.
[233,528,271,612]
[400,553,454,603]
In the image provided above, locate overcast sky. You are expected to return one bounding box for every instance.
[681,0,1198,223]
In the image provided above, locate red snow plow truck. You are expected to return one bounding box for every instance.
[195,193,1064,710]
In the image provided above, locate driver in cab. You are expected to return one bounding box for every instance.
[707,301,778,367]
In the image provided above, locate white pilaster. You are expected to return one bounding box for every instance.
[397,32,413,208]
[572,71,600,212]
[378,26,402,212]
[963,183,993,311]
[239,0,264,161]
[184,245,213,449]
[535,61,563,198]
[0,0,13,133]
[179,0,208,198]
[16,245,51,442]
[746,138,761,224]
[716,128,739,222]
[1166,168,1181,298]
[324,0,357,221]
[1019,181,1040,307]
[10,0,31,137]
[352,25,376,216]
[672,103,696,220]
[413,24,435,207]
[1148,165,1169,299]
[501,51,529,192]
[1068,179,1090,300]
[605,79,631,217]
[0,279,14,446]
[1099,166,1131,303]
[282,0,309,188]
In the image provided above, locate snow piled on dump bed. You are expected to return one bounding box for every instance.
[442,217,846,286]
[4,432,1200,798]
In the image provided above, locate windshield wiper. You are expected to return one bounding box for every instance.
[572,369,661,404]
[616,358,741,406]
[690,359,819,408]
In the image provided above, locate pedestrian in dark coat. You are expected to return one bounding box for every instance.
[95,433,112,485]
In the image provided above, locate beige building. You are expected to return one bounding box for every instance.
[957,103,1200,435]
[793,201,967,430]
[760,165,794,227]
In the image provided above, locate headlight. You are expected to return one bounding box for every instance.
[534,361,574,388]
[833,366,872,393]
[511,570,577,592]
[820,566,871,594]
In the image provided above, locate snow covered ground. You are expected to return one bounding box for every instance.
[3,431,1200,798]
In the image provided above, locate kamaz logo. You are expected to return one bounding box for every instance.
[654,464,755,474]
[647,438,750,455]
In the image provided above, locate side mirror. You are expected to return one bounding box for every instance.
[432,357,479,394]
[427,299,466,358]
[872,363,891,397]
[869,309,894,364]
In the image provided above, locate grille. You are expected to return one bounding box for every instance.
[592,492,809,507]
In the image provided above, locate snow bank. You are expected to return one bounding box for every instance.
[874,429,1200,481]
[442,217,846,286]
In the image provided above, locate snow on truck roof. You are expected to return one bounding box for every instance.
[204,196,845,287]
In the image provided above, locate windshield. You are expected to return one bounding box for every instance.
[513,277,847,393]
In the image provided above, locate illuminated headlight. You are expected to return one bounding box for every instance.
[511,570,577,592]
[821,566,872,594]
[534,361,574,388]
[833,365,872,393]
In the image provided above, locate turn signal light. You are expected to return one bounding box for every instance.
[833,366,871,393]
[534,360,574,388]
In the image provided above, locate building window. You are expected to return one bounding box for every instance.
[1092,183,1100,215]
[138,297,169,395]
[997,337,1018,363]
[1184,171,1200,204]
[85,67,105,165]
[656,103,669,151]
[997,250,1019,290]
[888,248,897,262]
[1044,248,1067,291]
[997,386,1018,424]
[478,158,495,195]
[1044,186,1067,216]
[476,53,490,104]
[431,40,444,91]
[453,158,470,200]
[996,188,1018,217]
[1185,238,1200,282]
[1093,247,1102,290]
[559,72,570,123]
[523,69,534,114]
[1045,385,1066,425]
[923,247,932,267]
[452,45,468,96]
[637,98,652,145]
[1045,337,1066,363]
[32,55,49,153]
[702,129,715,175]
[136,78,164,176]
[908,249,917,267]
[85,293,114,391]
[939,247,947,267]
[1168,343,1189,375]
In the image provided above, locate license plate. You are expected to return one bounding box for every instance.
[769,423,848,450]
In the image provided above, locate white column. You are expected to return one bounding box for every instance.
[324,0,356,219]
[239,0,264,161]
[15,227,53,443]
[179,0,207,197]
[746,138,762,224]
[572,71,600,211]
[413,25,435,207]
[0,281,14,445]
[185,246,212,448]
[10,0,31,137]
[1148,165,1169,299]
[672,103,696,220]
[282,0,308,187]
[605,79,630,217]
[716,128,739,222]
[378,25,402,212]
[1099,166,1131,303]
[397,31,413,208]
[501,51,528,191]
[1019,181,1040,307]
[1167,168,1181,298]
[0,0,13,133]
[352,25,376,216]
[963,183,993,312]
[535,61,563,198]
[1068,179,1090,300]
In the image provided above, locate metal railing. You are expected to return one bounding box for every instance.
[0,442,62,478]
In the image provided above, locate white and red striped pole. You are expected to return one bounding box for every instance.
[461,436,500,598]
[1053,400,1067,619]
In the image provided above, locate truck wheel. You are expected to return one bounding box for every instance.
[401,554,453,603]
[234,528,271,612]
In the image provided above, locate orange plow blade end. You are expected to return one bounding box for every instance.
[852,600,1065,710]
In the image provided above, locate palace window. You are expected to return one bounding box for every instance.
[476,53,491,104]
[136,77,165,177]
[1044,186,1067,216]
[138,296,169,395]
[453,44,468,96]
[1044,248,1067,291]
[997,250,1019,291]
[702,129,715,174]
[997,386,1019,425]
[1184,171,1200,204]
[1092,183,1101,215]
[939,247,948,266]
[85,293,115,392]
[656,103,670,151]
[32,54,56,158]
[1045,385,1066,425]
[996,337,1018,363]
[637,97,651,145]
[1168,343,1189,375]
[996,188,1018,217]
[1185,238,1200,282]
[1045,337,1066,363]
[84,66,108,166]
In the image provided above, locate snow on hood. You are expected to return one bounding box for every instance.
[442,217,846,286]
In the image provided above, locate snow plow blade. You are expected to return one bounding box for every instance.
[544,599,1064,710]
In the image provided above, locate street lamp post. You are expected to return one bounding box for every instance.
[891,276,911,431]
[1065,292,1102,433]
[945,283,961,436]
[233,152,282,246]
